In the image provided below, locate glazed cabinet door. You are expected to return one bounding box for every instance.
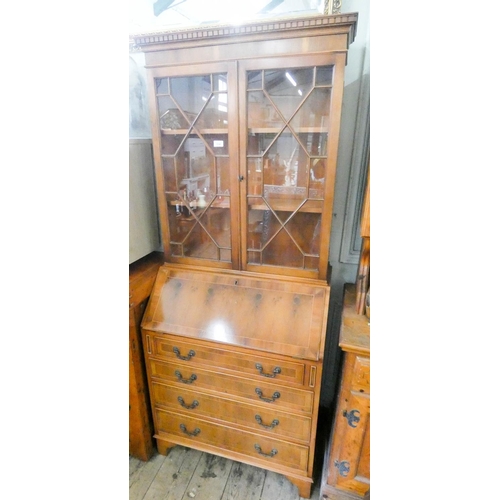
[239,54,345,280]
[147,53,346,279]
[149,62,240,269]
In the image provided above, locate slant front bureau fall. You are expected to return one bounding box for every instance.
[141,264,330,498]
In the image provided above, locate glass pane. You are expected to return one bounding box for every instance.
[248,131,278,156]
[202,133,228,155]
[220,249,231,262]
[158,95,191,131]
[310,158,326,198]
[262,227,303,268]
[170,75,210,118]
[167,201,197,245]
[284,210,321,255]
[315,66,334,86]
[247,158,264,196]
[181,135,212,188]
[156,78,169,94]
[304,256,319,270]
[199,206,231,248]
[248,208,265,250]
[260,128,305,189]
[290,88,331,131]
[162,157,180,193]
[157,73,231,264]
[246,65,330,273]
[161,133,183,156]
[248,250,261,264]
[184,224,218,259]
[196,94,228,130]
[295,131,328,157]
[264,68,313,121]
[213,73,228,92]
[247,91,282,130]
[247,70,262,90]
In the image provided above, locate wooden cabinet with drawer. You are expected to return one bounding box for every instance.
[141,264,330,498]
[321,284,370,499]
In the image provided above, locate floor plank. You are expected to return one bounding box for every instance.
[130,453,166,500]
[260,470,301,500]
[181,452,234,500]
[221,461,266,500]
[143,447,203,500]
[130,456,142,476]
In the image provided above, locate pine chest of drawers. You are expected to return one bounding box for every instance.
[141,264,331,498]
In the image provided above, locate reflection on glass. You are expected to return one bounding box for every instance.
[247,71,262,90]
[157,73,231,262]
[264,68,313,121]
[290,88,331,130]
[197,94,228,130]
[315,66,334,86]
[246,65,333,272]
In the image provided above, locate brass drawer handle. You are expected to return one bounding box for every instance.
[178,396,199,410]
[255,363,281,378]
[175,370,197,384]
[255,415,279,429]
[255,388,280,403]
[180,424,200,437]
[173,347,196,361]
[254,444,277,458]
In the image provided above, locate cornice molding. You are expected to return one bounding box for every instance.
[129,12,357,52]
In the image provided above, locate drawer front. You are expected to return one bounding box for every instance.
[152,381,312,443]
[149,359,314,414]
[351,355,370,394]
[155,408,310,472]
[149,333,306,386]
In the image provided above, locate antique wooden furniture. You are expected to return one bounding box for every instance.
[131,12,358,499]
[129,251,163,460]
[320,284,370,498]
[141,264,330,498]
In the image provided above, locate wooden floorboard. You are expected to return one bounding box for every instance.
[221,461,266,500]
[260,470,301,500]
[143,447,203,500]
[130,448,321,500]
[183,452,233,500]
[130,453,166,500]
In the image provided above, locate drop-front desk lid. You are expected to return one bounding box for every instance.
[142,265,331,361]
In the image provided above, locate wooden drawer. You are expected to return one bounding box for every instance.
[351,355,370,394]
[149,359,314,414]
[146,332,306,386]
[152,381,312,443]
[155,408,310,473]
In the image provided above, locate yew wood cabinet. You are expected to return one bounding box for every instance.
[131,12,358,499]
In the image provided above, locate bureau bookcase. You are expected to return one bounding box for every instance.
[131,12,358,498]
